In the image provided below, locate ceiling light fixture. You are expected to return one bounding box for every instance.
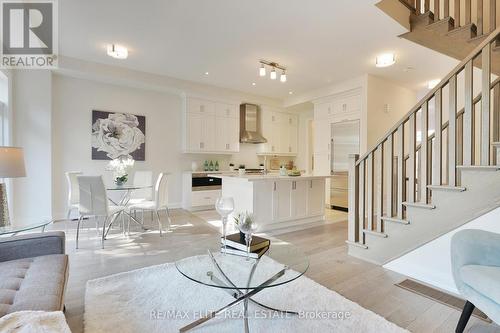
[205,71,209,76]
[270,68,277,80]
[258,60,287,83]
[375,53,396,68]
[280,70,287,83]
[427,79,440,89]
[259,64,266,77]
[289,91,293,95]
[252,82,256,86]
[107,44,128,59]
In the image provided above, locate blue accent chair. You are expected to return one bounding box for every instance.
[451,229,500,333]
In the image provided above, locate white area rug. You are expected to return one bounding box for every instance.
[84,257,408,333]
[0,311,71,333]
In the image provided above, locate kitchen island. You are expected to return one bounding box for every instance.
[209,173,330,232]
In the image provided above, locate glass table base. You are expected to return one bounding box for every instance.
[179,250,298,333]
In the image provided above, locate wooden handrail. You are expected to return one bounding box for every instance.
[356,25,500,166]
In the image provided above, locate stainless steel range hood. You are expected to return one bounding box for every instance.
[239,103,267,144]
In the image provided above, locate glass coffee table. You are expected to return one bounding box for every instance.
[175,241,309,332]
[0,219,53,237]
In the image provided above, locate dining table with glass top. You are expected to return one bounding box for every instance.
[0,219,53,237]
[175,241,309,333]
[105,184,152,237]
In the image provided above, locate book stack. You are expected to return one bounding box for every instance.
[221,233,271,259]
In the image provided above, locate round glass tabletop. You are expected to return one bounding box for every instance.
[175,241,309,290]
[106,185,152,191]
[0,219,53,236]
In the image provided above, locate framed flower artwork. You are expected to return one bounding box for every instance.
[91,110,146,161]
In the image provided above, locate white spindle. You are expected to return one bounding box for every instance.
[367,152,374,231]
[348,154,359,243]
[409,114,417,202]
[481,43,491,165]
[376,145,384,232]
[463,61,474,165]
[433,89,442,185]
[397,125,405,219]
[420,103,429,203]
[449,76,457,185]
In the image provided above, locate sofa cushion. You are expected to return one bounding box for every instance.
[460,264,500,304]
[0,254,68,318]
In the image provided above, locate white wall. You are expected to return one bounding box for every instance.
[366,75,417,148]
[12,70,52,223]
[51,73,300,219]
[384,206,500,295]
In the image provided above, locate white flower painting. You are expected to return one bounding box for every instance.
[91,111,146,160]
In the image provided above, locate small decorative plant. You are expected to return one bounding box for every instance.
[229,163,234,167]
[106,157,134,186]
[239,164,245,169]
[233,212,255,229]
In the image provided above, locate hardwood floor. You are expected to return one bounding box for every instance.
[49,209,499,333]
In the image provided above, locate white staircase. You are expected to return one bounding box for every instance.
[347,26,500,265]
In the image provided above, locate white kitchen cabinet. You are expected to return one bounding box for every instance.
[187,97,216,116]
[307,179,325,216]
[291,180,308,218]
[183,97,239,154]
[186,113,215,151]
[217,175,329,232]
[259,109,298,156]
[273,180,292,221]
[314,120,331,154]
[215,116,239,152]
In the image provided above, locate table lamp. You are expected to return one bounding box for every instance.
[0,147,26,227]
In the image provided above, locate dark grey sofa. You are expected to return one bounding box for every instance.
[0,232,68,317]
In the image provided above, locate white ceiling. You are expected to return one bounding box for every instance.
[59,0,459,100]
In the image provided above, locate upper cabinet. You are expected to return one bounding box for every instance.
[314,89,361,122]
[183,97,239,154]
[259,107,298,156]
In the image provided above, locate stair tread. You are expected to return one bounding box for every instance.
[345,240,368,249]
[425,16,454,33]
[363,229,388,238]
[457,165,500,171]
[403,202,436,209]
[446,23,477,38]
[381,216,410,225]
[427,185,466,192]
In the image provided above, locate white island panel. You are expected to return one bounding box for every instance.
[210,174,328,232]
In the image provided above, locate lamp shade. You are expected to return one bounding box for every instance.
[0,147,26,178]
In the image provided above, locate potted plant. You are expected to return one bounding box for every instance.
[238,164,246,176]
[106,157,134,186]
[229,163,235,171]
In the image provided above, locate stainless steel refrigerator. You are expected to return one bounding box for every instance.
[330,120,360,210]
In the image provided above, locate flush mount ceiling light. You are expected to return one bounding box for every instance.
[375,53,396,68]
[107,44,128,59]
[427,79,441,89]
[259,60,287,83]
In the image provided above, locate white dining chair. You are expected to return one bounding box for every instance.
[65,171,82,220]
[127,172,171,237]
[129,170,153,204]
[76,176,125,249]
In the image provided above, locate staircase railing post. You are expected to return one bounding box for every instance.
[348,154,360,243]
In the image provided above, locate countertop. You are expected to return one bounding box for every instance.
[208,173,332,181]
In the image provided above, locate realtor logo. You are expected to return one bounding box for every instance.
[0,0,58,68]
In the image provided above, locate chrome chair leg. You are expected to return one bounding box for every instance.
[101,216,108,249]
[165,207,172,230]
[76,215,83,249]
[155,210,163,237]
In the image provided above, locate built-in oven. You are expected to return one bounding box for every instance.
[191,173,222,191]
